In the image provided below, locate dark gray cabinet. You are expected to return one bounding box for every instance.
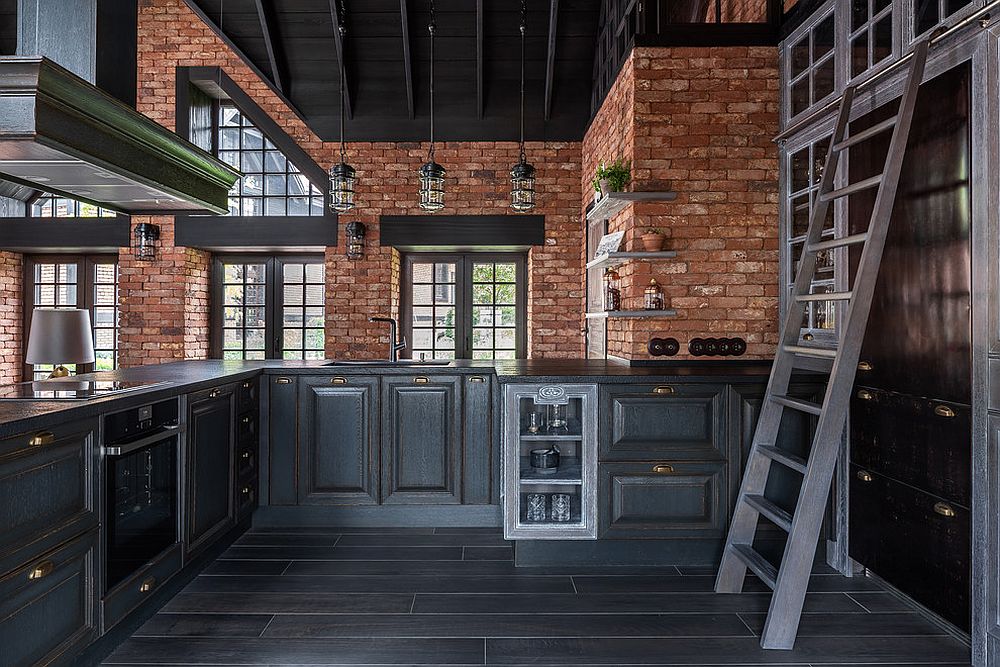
[463,375,494,504]
[185,384,236,556]
[381,375,463,505]
[268,375,298,505]
[298,375,380,505]
[235,377,259,521]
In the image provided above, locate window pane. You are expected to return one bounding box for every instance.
[278,260,326,361]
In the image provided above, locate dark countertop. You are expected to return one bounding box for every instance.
[0,358,815,437]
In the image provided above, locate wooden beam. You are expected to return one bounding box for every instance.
[400,0,414,119]
[253,0,286,94]
[328,0,353,120]
[476,0,484,119]
[544,0,559,122]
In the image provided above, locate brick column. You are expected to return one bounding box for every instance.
[0,251,22,382]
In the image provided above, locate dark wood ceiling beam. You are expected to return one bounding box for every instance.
[328,0,354,120]
[476,0,484,119]
[253,0,286,94]
[544,0,559,121]
[400,0,414,119]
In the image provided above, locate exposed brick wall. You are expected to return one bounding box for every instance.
[583,46,780,360]
[130,0,585,363]
[709,0,770,22]
[0,252,22,381]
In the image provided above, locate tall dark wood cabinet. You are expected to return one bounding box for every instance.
[268,375,298,505]
[185,384,237,556]
[847,64,972,631]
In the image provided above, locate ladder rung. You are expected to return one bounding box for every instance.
[832,116,898,152]
[758,445,807,474]
[730,544,777,590]
[795,291,852,303]
[808,233,868,252]
[819,174,883,202]
[771,394,823,416]
[744,494,793,532]
[783,345,838,359]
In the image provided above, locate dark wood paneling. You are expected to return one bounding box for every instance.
[96,0,138,107]
[0,219,130,252]
[462,375,493,504]
[175,216,337,251]
[267,375,298,505]
[297,376,380,506]
[380,215,545,250]
[186,385,237,556]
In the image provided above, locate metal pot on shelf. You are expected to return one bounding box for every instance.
[530,444,560,475]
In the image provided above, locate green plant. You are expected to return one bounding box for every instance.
[645,228,663,235]
[592,158,631,193]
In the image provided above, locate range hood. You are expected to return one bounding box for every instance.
[0,57,240,214]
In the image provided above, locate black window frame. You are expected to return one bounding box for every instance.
[400,252,528,361]
[210,253,326,360]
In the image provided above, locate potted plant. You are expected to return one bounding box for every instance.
[640,227,666,252]
[592,158,632,199]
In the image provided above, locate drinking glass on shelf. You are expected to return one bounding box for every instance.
[527,410,543,434]
[547,404,568,434]
[551,494,571,522]
[526,493,547,522]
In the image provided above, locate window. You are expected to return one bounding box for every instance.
[913,0,973,39]
[786,11,837,120]
[211,255,325,360]
[849,0,894,80]
[214,104,324,217]
[402,253,527,360]
[30,193,117,218]
[24,255,119,380]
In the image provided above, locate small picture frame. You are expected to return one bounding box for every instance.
[593,231,625,260]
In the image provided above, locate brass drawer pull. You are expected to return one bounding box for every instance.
[933,502,956,518]
[139,577,156,594]
[242,381,252,389]
[209,389,221,398]
[857,361,873,371]
[275,377,292,385]
[28,431,55,447]
[242,486,253,496]
[414,376,430,384]
[331,377,348,385]
[241,416,251,424]
[857,389,873,401]
[28,560,54,581]
[856,470,873,482]
[469,376,486,383]
[653,386,674,395]
[803,333,815,341]
[934,405,956,418]
[652,464,675,474]
[241,450,252,460]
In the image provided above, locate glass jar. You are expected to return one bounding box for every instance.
[603,269,622,312]
[644,278,665,311]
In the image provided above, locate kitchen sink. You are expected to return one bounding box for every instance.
[323,360,453,367]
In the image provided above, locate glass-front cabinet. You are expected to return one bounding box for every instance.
[503,384,598,540]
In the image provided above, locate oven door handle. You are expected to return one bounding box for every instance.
[102,424,181,457]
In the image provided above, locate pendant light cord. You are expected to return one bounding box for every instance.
[519,0,526,164]
[428,0,436,162]
[338,0,347,164]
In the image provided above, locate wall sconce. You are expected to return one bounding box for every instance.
[133,222,160,261]
[346,221,366,260]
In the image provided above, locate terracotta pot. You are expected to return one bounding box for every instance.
[640,233,665,252]
[599,178,610,196]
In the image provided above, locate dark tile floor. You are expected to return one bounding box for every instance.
[104,527,971,666]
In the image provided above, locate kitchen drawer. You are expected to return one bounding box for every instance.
[599,384,726,461]
[0,418,97,576]
[0,529,98,667]
[103,542,183,631]
[236,439,258,480]
[237,410,258,445]
[599,462,727,539]
[237,474,258,520]
[238,377,260,413]
[851,386,970,506]
[850,464,969,631]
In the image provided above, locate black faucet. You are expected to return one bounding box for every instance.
[369,317,407,362]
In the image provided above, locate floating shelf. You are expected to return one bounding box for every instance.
[585,309,678,319]
[586,191,679,223]
[586,250,679,271]
[519,457,584,486]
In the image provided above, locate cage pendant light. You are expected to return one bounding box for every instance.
[329,0,356,213]
[419,0,445,212]
[510,0,536,212]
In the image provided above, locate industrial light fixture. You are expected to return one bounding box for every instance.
[418,0,445,212]
[346,221,366,260]
[133,222,160,261]
[510,0,536,212]
[329,0,356,213]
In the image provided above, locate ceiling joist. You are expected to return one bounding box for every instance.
[400,0,415,119]
[253,0,286,95]
[545,0,559,121]
[476,0,485,120]
[328,0,353,120]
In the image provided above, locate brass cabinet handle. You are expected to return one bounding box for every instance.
[331,377,348,385]
[803,333,815,341]
[933,502,956,517]
[139,577,156,593]
[652,464,675,474]
[934,405,956,418]
[857,389,873,401]
[275,377,292,385]
[209,389,220,398]
[28,431,55,447]
[241,416,251,424]
[857,361,873,371]
[469,376,486,383]
[414,376,430,384]
[856,470,873,482]
[653,386,674,395]
[241,449,251,460]
[242,486,252,496]
[28,560,54,581]
[243,381,252,389]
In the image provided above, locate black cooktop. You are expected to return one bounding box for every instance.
[0,380,167,401]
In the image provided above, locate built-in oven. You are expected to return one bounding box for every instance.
[102,398,181,592]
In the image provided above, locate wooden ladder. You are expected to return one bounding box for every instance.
[714,38,931,650]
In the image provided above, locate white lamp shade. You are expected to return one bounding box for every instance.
[25,309,96,365]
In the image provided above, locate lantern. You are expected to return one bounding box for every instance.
[346,221,365,260]
[510,159,536,212]
[329,162,356,213]
[419,161,446,212]
[644,278,665,311]
[133,222,160,261]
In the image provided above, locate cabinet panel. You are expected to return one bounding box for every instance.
[268,375,298,505]
[237,377,259,414]
[599,462,727,539]
[381,375,462,505]
[463,374,494,505]
[600,384,726,461]
[298,376,379,505]
[186,385,236,556]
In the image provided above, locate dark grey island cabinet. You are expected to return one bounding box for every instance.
[185,383,237,557]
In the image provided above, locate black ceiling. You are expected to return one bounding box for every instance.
[187,0,602,143]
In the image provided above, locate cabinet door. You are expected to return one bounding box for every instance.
[268,375,298,505]
[463,374,494,505]
[186,385,236,555]
[599,384,726,461]
[599,462,727,539]
[381,375,462,505]
[298,376,379,505]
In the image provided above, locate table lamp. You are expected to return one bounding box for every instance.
[25,308,96,379]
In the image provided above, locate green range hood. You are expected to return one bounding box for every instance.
[0,56,240,215]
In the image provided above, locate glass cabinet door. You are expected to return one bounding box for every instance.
[503,384,598,540]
